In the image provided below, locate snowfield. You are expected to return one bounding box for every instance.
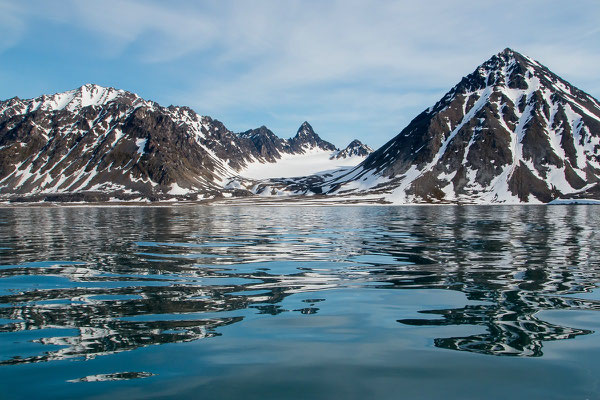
[239,148,366,179]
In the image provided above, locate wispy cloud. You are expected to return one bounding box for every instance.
[2,0,599,146]
[0,2,26,52]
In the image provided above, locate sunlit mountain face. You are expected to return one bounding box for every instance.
[322,49,600,203]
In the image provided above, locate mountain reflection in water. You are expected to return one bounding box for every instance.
[0,205,599,366]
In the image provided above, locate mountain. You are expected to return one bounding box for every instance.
[0,84,250,201]
[332,140,373,159]
[288,121,337,153]
[0,85,367,202]
[237,121,338,163]
[324,48,600,203]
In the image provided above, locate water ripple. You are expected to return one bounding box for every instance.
[0,205,599,371]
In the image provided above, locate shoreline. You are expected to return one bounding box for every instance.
[1,196,598,208]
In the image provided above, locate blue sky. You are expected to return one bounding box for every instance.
[1,0,599,148]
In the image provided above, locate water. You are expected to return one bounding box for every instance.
[0,205,599,399]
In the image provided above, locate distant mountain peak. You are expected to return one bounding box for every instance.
[290,121,337,153]
[332,139,373,159]
[239,125,275,138]
[347,139,367,147]
[0,83,146,116]
[79,83,110,91]
[295,121,315,137]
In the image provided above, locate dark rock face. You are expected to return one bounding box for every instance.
[328,48,600,203]
[238,126,291,163]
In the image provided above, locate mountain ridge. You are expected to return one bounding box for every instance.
[1,48,599,204]
[0,85,370,202]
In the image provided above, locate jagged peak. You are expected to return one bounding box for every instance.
[288,121,337,151]
[347,139,366,147]
[22,83,141,113]
[67,83,128,100]
[78,83,111,92]
[494,48,541,67]
[476,48,530,74]
[344,139,372,153]
[426,48,588,112]
[497,47,520,57]
[331,139,373,159]
[293,121,318,140]
[296,121,315,136]
[239,125,277,138]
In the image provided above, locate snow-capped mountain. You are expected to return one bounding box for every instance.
[238,126,290,163]
[331,140,373,159]
[289,121,338,153]
[323,48,600,204]
[0,86,368,201]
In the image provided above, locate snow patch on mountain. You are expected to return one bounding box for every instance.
[135,138,147,155]
[240,148,366,179]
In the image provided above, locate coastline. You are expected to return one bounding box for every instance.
[1,196,598,208]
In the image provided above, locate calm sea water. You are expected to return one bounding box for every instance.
[0,205,599,399]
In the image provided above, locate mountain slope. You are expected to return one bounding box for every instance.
[325,48,600,203]
[0,85,257,200]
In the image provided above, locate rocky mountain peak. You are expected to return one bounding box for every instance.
[295,121,315,137]
[331,48,600,203]
[347,139,368,148]
[236,125,290,163]
[0,84,146,118]
[289,121,337,152]
[239,125,275,139]
[332,139,373,159]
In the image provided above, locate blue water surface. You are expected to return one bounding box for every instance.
[0,205,599,399]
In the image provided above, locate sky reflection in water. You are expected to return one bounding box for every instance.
[0,205,599,398]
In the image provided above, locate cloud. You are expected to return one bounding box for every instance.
[0,2,26,52]
[3,0,599,146]
[10,1,600,91]
[88,1,597,110]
